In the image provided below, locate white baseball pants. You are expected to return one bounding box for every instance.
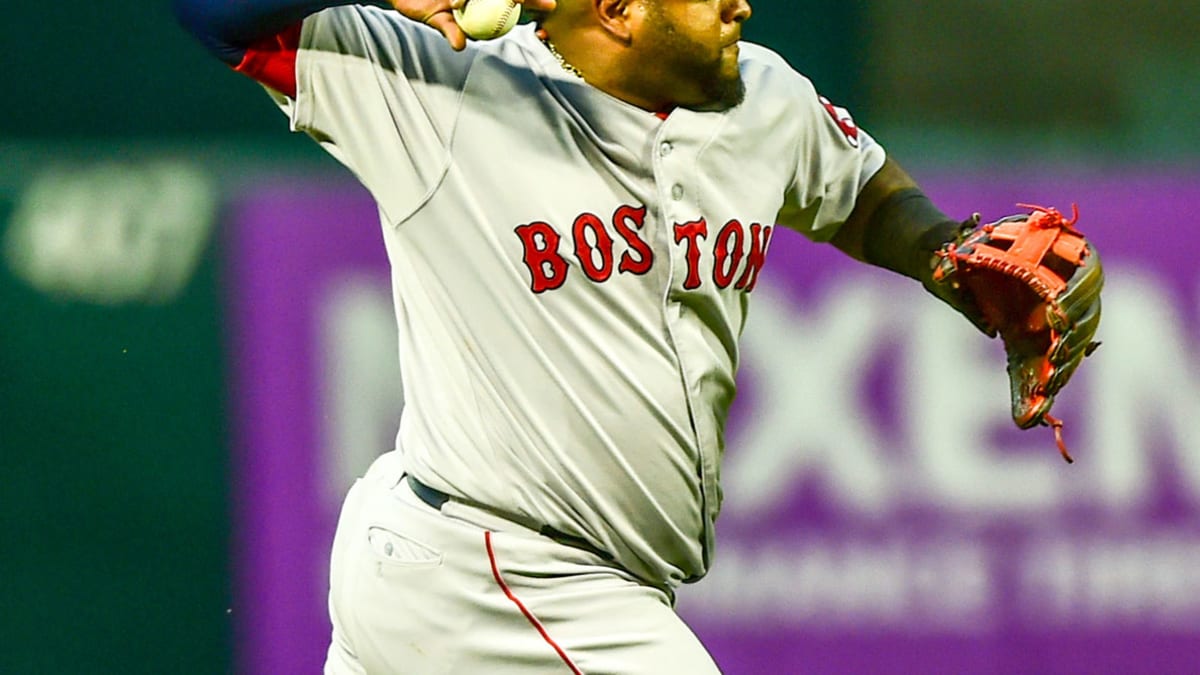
[323,451,722,674]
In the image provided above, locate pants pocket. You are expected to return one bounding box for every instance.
[366,525,444,568]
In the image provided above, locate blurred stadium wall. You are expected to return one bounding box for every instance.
[2,2,1197,673]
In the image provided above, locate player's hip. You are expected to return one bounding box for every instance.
[328,454,692,673]
[346,453,627,577]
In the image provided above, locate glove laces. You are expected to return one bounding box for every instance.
[1042,413,1073,464]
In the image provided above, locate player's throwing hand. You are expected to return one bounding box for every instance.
[387,0,556,51]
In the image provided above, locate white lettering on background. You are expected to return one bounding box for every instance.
[1020,533,1200,629]
[1084,270,1200,511]
[679,538,993,633]
[724,266,1200,520]
[681,531,1200,631]
[733,282,895,516]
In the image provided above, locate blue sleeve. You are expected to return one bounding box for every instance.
[172,0,359,64]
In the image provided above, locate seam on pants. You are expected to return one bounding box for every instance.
[484,531,584,674]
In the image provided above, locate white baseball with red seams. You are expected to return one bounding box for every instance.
[453,0,520,40]
[264,5,885,672]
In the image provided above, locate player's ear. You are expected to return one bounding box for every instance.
[594,0,642,42]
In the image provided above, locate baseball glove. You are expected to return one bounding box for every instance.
[927,204,1103,462]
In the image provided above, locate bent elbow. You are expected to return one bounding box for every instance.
[171,0,248,65]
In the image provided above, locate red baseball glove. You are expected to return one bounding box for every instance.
[928,204,1103,462]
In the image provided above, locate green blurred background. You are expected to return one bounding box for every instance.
[1,1,1196,673]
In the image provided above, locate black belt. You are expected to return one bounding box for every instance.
[406,475,613,561]
[406,474,451,510]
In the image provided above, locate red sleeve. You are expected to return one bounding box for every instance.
[233,22,302,99]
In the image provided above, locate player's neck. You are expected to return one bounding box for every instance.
[536,27,584,79]
[537,23,675,114]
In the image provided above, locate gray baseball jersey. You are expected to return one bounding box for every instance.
[270,5,885,591]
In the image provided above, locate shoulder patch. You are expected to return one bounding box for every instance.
[818,96,860,148]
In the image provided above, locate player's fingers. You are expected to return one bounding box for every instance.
[517,0,557,12]
[389,0,450,16]
[424,11,468,50]
[388,0,464,37]
[445,0,556,11]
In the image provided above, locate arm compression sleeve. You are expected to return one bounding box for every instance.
[172,0,358,64]
[861,187,966,283]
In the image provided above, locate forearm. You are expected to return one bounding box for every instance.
[833,158,965,283]
[172,0,359,64]
[860,188,967,283]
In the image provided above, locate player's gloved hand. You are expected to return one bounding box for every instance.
[925,205,1104,462]
[388,0,557,51]
[920,214,991,333]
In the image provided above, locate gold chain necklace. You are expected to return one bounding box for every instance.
[536,28,584,79]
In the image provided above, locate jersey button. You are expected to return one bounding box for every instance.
[659,141,673,157]
[671,184,684,200]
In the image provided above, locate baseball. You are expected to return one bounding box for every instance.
[453,0,521,41]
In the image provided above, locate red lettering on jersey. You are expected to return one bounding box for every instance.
[818,96,860,148]
[235,22,302,98]
[712,219,746,289]
[516,207,766,294]
[673,219,709,290]
[515,221,569,293]
[612,204,653,275]
[734,223,773,292]
[572,212,615,282]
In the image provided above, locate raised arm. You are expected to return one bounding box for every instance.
[172,0,357,64]
[173,0,482,97]
[173,0,558,67]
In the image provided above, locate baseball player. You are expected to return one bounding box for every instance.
[174,0,1102,672]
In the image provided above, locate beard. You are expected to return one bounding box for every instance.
[644,6,746,110]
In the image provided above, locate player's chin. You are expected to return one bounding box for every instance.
[681,74,744,111]
[710,71,747,109]
[681,63,744,110]
[722,74,746,106]
[717,52,745,100]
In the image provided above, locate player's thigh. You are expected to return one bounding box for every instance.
[325,461,720,674]
[484,531,722,675]
[555,580,722,675]
[326,473,483,674]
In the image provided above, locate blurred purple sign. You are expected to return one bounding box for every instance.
[227,169,1200,674]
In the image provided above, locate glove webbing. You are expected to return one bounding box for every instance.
[932,204,1083,302]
